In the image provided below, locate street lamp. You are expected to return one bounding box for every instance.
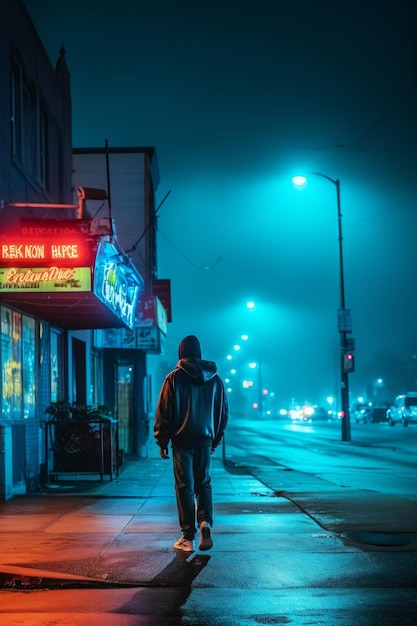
[246,301,264,418]
[292,172,352,442]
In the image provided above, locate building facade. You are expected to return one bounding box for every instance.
[72,147,169,459]
[0,1,168,499]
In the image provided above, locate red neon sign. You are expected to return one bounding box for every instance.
[0,238,91,266]
[0,218,101,267]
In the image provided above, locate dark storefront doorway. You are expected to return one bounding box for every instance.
[72,338,86,405]
[102,349,148,459]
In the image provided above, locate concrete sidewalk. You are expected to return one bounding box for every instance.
[0,450,308,586]
[1,448,417,625]
[0,445,416,586]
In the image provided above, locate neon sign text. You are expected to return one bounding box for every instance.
[5,267,76,283]
[21,226,78,235]
[1,244,80,260]
[101,263,135,328]
[93,240,143,329]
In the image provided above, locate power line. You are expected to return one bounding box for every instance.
[158,229,222,270]
[345,192,417,229]
[343,80,417,150]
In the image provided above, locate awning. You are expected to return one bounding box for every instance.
[0,216,144,330]
[0,291,130,330]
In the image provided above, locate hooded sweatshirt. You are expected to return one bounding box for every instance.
[154,335,228,450]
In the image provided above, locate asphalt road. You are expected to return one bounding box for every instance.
[224,416,417,499]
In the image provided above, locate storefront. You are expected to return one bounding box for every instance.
[0,216,142,329]
[0,210,145,498]
[94,294,167,458]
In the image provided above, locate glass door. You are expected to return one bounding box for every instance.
[116,361,134,455]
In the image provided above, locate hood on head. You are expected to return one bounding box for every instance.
[178,335,202,359]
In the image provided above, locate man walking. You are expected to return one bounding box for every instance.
[154,335,228,552]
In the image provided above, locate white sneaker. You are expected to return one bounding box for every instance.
[173,536,195,552]
[199,521,213,551]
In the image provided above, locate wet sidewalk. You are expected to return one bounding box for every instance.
[1,447,417,625]
[1,450,306,585]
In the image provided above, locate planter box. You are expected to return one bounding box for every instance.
[44,416,118,481]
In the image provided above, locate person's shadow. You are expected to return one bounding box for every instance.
[117,552,211,623]
[153,550,210,586]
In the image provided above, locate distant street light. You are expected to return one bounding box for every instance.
[374,377,384,402]
[225,303,268,417]
[245,301,264,418]
[292,172,352,442]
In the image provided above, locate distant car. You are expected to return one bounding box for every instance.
[388,392,417,427]
[402,393,417,426]
[353,403,372,423]
[310,406,333,421]
[287,405,312,421]
[368,405,389,423]
[353,402,387,424]
[386,395,405,426]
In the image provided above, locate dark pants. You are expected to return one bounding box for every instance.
[172,446,212,540]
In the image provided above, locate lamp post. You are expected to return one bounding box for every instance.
[248,358,263,417]
[246,301,264,418]
[292,173,352,442]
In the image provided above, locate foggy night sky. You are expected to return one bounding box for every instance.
[24,0,417,408]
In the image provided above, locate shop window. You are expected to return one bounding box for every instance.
[50,329,64,403]
[72,338,86,405]
[92,350,103,408]
[1,308,37,420]
[117,362,134,454]
[1,308,22,420]
[22,316,36,419]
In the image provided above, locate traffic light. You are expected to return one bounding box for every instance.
[343,352,355,373]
